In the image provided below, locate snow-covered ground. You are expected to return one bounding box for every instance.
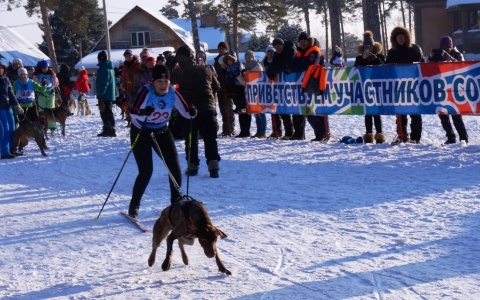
[1,96,480,299]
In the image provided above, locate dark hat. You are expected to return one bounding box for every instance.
[176,45,194,59]
[272,38,284,46]
[123,49,133,57]
[152,65,170,81]
[217,41,228,50]
[97,50,107,62]
[440,36,453,48]
[157,54,165,61]
[363,31,375,47]
[298,32,309,41]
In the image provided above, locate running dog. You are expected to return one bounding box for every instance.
[12,116,47,156]
[148,197,231,275]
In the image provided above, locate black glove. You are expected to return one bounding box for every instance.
[188,106,197,118]
[41,78,47,86]
[240,69,247,76]
[140,105,155,116]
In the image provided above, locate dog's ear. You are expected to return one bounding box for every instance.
[214,226,228,239]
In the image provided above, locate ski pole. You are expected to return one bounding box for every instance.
[94,117,146,220]
[186,116,193,196]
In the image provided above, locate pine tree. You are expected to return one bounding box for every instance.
[160,0,181,19]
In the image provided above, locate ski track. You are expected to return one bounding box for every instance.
[1,99,480,299]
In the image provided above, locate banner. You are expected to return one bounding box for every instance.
[244,61,480,115]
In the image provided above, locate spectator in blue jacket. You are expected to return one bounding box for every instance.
[95,50,117,137]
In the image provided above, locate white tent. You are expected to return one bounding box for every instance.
[0,25,49,67]
[74,47,175,72]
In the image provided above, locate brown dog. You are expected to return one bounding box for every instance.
[148,197,231,275]
[121,100,131,126]
[41,100,72,136]
[12,116,47,156]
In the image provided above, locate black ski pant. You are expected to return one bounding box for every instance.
[185,109,220,166]
[292,115,306,139]
[439,114,468,142]
[129,125,182,211]
[399,114,422,142]
[365,115,382,133]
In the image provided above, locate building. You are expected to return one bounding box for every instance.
[91,5,194,53]
[407,0,480,54]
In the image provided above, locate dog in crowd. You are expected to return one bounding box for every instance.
[116,95,131,126]
[12,116,48,156]
[68,97,76,112]
[77,93,88,116]
[40,100,72,137]
[148,197,231,275]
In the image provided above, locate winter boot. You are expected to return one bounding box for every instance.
[374,132,387,144]
[363,133,374,143]
[185,163,199,176]
[208,160,219,178]
[128,205,139,219]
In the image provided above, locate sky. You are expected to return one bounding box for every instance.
[1,93,480,299]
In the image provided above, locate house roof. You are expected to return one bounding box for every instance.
[0,25,49,67]
[134,6,195,50]
[447,0,480,7]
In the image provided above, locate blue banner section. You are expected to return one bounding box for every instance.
[244,61,480,115]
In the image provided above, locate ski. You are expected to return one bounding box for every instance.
[120,210,149,233]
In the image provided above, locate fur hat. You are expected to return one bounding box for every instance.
[244,50,255,59]
[265,45,275,53]
[363,31,375,47]
[217,41,228,50]
[18,68,27,75]
[390,26,411,48]
[97,50,107,62]
[440,36,453,48]
[222,52,237,64]
[151,65,170,81]
[298,32,309,41]
[272,38,284,46]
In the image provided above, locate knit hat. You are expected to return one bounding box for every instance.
[363,31,375,47]
[298,32,309,41]
[139,47,149,58]
[265,45,275,53]
[157,54,165,61]
[13,58,23,65]
[217,41,228,50]
[18,68,27,75]
[244,50,255,59]
[151,65,170,81]
[272,38,284,46]
[145,56,156,64]
[440,36,453,48]
[97,50,107,62]
[78,66,85,71]
[123,49,133,57]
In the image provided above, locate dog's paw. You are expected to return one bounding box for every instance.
[161,260,171,271]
